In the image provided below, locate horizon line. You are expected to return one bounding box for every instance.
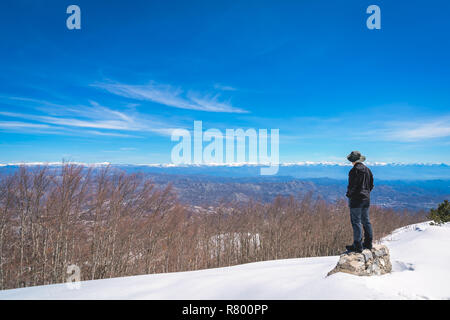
[0,161,449,167]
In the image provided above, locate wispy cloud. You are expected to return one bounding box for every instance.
[365,117,450,142]
[0,98,179,137]
[94,82,248,113]
[83,130,140,138]
[239,114,450,145]
[213,83,237,91]
[0,121,50,129]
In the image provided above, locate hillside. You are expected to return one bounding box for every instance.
[1,222,449,300]
[149,175,449,211]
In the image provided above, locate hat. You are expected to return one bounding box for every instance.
[347,151,366,163]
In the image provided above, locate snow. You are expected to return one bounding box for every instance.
[0,162,111,167]
[1,222,449,300]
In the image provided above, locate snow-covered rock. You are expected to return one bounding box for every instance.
[327,244,392,277]
[0,222,449,300]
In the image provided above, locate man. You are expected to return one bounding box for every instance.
[345,151,374,253]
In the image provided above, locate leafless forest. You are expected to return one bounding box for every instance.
[0,165,426,290]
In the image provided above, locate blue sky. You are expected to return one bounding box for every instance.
[0,0,449,164]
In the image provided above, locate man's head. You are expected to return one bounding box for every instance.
[347,151,366,164]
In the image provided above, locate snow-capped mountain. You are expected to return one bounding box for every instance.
[1,162,450,180]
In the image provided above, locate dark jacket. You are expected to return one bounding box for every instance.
[346,162,374,208]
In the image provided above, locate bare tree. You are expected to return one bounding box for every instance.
[0,165,426,290]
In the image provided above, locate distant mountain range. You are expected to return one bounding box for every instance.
[141,174,449,212]
[2,162,449,180]
[1,163,449,211]
[114,162,450,180]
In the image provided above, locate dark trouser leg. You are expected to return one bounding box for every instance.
[361,204,373,246]
[349,207,363,249]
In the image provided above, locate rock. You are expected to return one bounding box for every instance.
[362,250,373,262]
[327,244,392,276]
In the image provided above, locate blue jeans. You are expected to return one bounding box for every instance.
[349,202,373,248]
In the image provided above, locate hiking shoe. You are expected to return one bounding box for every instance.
[345,244,363,253]
[363,238,373,250]
[363,242,372,250]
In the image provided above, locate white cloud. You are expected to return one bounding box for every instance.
[0,121,50,129]
[94,82,248,113]
[369,117,450,142]
[213,83,237,91]
[0,102,178,137]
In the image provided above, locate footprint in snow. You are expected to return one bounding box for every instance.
[394,261,415,272]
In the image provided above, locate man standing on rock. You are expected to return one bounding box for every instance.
[345,151,374,253]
